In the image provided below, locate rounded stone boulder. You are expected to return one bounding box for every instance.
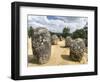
[59,36,63,41]
[31,27,51,64]
[70,38,86,62]
[51,35,59,45]
[84,39,88,47]
[65,36,72,47]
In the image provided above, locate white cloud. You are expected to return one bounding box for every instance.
[28,15,88,33]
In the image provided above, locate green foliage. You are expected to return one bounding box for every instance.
[72,27,87,39]
[83,26,88,39]
[28,26,33,38]
[63,27,70,38]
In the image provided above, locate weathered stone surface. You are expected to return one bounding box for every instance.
[84,39,88,47]
[31,27,51,64]
[51,35,59,45]
[84,47,88,53]
[59,36,63,41]
[70,38,86,61]
[75,38,83,42]
[65,36,72,47]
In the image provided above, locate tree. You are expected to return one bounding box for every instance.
[72,29,86,39]
[28,26,33,38]
[72,22,88,39]
[63,26,70,38]
[83,26,88,39]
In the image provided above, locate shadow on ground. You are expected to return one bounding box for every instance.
[61,54,74,61]
[28,55,37,64]
[60,46,66,48]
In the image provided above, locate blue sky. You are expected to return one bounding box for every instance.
[28,15,88,33]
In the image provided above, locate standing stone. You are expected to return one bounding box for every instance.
[75,38,83,42]
[32,27,51,64]
[65,36,72,47]
[51,35,59,45]
[59,36,63,41]
[70,38,86,62]
[84,39,88,47]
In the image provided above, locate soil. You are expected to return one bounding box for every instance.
[28,38,87,67]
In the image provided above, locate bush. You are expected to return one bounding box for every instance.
[28,26,33,38]
[63,27,70,38]
[72,28,87,39]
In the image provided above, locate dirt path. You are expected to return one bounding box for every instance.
[28,38,84,67]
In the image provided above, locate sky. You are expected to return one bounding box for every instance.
[28,15,88,33]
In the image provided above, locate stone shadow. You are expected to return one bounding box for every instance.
[61,54,74,61]
[28,55,38,64]
[60,46,66,48]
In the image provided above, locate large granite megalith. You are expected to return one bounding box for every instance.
[31,27,51,64]
[70,38,86,62]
